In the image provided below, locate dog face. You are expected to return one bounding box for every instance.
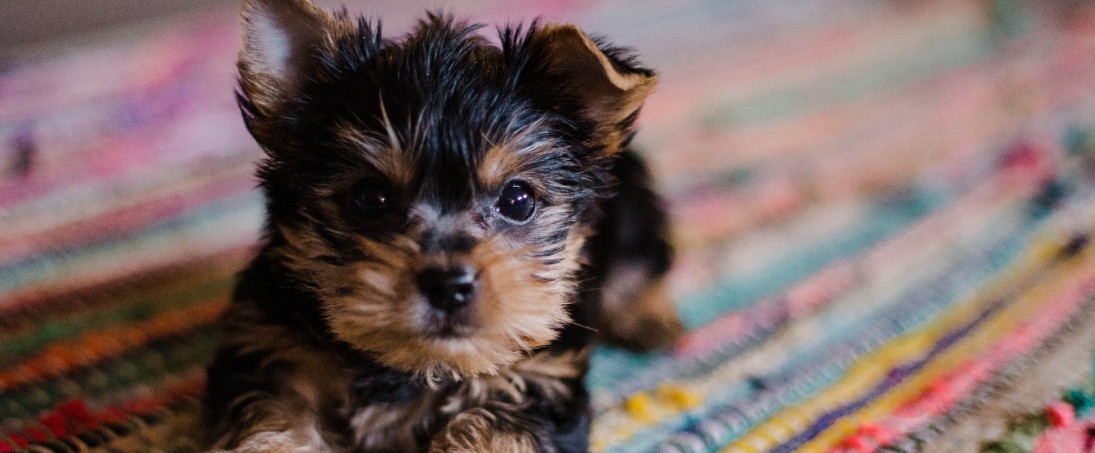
[237,0,655,377]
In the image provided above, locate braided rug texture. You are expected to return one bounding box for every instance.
[2,1,1095,451]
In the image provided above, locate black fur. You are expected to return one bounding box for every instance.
[205,4,677,452]
[244,16,599,229]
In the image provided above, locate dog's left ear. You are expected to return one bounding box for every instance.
[514,23,656,154]
[238,0,342,115]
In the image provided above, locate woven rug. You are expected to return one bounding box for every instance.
[3,1,1095,451]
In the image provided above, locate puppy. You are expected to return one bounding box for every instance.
[204,0,682,451]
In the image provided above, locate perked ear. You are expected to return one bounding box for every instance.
[519,23,656,149]
[238,0,338,113]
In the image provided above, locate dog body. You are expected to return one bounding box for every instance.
[205,1,681,451]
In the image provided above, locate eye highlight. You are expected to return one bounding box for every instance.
[350,179,394,219]
[495,181,536,223]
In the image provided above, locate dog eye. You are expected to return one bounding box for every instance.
[495,181,536,223]
[351,180,393,217]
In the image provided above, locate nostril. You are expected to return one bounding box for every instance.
[444,269,477,309]
[417,266,478,311]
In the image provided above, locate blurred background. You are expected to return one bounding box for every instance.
[2,1,1095,452]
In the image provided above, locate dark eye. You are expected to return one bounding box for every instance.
[495,181,536,223]
[351,180,393,218]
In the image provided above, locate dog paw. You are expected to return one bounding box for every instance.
[207,429,332,453]
[430,409,540,453]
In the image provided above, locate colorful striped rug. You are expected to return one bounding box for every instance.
[2,1,1095,451]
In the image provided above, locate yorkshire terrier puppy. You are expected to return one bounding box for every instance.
[204,0,682,451]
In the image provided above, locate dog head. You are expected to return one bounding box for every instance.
[237,0,656,377]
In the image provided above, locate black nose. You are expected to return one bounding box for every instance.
[417,266,477,312]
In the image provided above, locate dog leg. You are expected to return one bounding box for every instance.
[204,305,346,453]
[206,392,332,453]
[580,150,684,351]
[429,407,546,453]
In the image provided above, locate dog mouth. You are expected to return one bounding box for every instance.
[420,307,478,340]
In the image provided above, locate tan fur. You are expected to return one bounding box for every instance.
[276,205,583,377]
[238,3,658,378]
[238,0,355,114]
[477,119,561,191]
[348,389,445,451]
[212,317,587,451]
[210,402,332,453]
[323,237,575,376]
[346,347,586,450]
[448,348,587,409]
[210,430,327,453]
[428,409,539,453]
[555,23,656,122]
[331,121,416,190]
[533,23,657,155]
[512,347,586,380]
[224,4,670,451]
[207,381,332,453]
[212,306,350,452]
[599,273,683,351]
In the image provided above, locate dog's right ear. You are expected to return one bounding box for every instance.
[507,23,656,157]
[238,0,336,114]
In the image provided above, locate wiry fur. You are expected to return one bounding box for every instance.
[206,0,681,451]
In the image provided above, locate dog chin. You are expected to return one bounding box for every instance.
[402,339,521,378]
[331,323,522,378]
[415,305,479,340]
